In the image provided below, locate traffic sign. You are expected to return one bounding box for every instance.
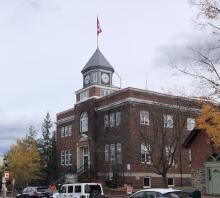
[4,171,9,179]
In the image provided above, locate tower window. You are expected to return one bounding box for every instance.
[100,89,113,97]
[80,90,89,101]
[91,72,98,83]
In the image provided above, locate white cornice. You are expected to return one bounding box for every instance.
[56,107,75,116]
[57,115,75,125]
[95,97,201,113]
[75,85,120,94]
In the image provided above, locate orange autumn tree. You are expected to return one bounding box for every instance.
[197,103,220,146]
[7,136,42,188]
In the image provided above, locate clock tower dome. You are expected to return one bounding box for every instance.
[75,48,120,102]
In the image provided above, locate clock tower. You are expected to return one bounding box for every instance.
[75,48,120,102]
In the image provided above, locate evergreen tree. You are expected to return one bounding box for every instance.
[39,112,56,184]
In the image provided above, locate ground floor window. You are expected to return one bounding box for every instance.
[143,177,151,188]
[167,177,175,187]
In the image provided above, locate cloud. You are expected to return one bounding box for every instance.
[0,109,42,154]
[153,31,220,67]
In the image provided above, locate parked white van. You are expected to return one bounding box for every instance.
[58,183,104,198]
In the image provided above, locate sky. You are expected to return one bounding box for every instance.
[0,0,203,154]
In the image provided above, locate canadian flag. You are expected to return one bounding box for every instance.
[97,17,102,35]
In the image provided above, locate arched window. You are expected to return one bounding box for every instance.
[80,112,88,133]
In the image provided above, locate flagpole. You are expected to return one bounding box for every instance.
[97,31,98,49]
[97,16,98,49]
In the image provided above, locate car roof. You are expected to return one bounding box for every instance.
[63,183,101,185]
[136,188,181,194]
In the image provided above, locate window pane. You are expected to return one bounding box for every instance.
[116,143,122,163]
[74,186,81,193]
[61,127,65,137]
[141,144,151,164]
[164,114,173,128]
[168,178,174,186]
[116,112,121,126]
[104,115,109,128]
[143,177,150,187]
[61,150,65,165]
[105,145,110,163]
[140,111,149,125]
[80,112,88,133]
[68,186,73,193]
[110,144,116,162]
[110,113,115,127]
[187,118,195,131]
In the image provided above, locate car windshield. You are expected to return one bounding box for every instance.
[163,191,189,198]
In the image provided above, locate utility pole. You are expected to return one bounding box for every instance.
[1,158,7,198]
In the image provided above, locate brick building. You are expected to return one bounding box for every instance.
[183,129,220,195]
[56,48,200,188]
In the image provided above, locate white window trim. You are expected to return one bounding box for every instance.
[140,111,150,125]
[164,114,173,128]
[165,145,175,165]
[143,177,151,188]
[187,117,195,131]
[61,149,72,166]
[141,144,151,164]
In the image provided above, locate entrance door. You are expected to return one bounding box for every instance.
[212,167,220,194]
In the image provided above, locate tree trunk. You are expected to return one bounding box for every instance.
[162,174,168,188]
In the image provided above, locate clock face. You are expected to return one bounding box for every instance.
[101,73,110,84]
[84,74,90,84]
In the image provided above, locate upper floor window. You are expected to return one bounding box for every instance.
[104,112,121,128]
[61,125,72,137]
[164,114,173,128]
[140,111,150,125]
[80,112,88,133]
[105,143,122,163]
[141,143,151,164]
[91,72,98,83]
[187,118,195,131]
[80,90,89,101]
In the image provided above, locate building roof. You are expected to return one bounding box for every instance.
[81,48,114,73]
[182,128,202,148]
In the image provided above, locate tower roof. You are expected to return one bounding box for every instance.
[81,48,114,73]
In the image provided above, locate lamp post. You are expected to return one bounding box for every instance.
[1,158,7,198]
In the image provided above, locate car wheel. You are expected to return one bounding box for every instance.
[89,190,102,198]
